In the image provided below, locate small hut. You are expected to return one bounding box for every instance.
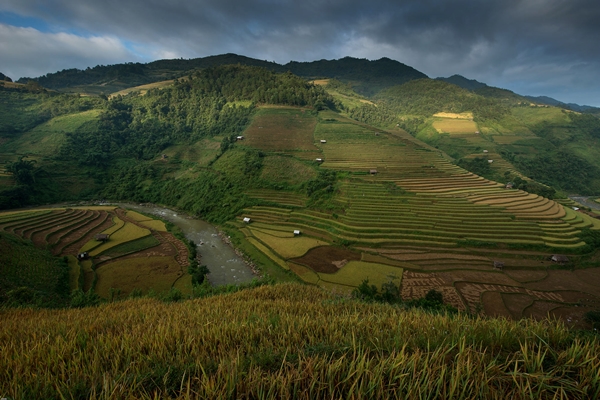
[236,136,244,140]
[505,182,514,189]
[370,169,378,175]
[316,158,323,163]
[572,207,580,211]
[493,261,505,270]
[77,252,89,260]
[293,230,301,236]
[483,149,488,153]
[488,160,494,163]
[162,154,168,159]
[243,217,251,223]
[95,233,109,242]
[320,139,327,144]
[551,254,569,264]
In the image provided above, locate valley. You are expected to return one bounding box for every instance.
[1,58,600,323]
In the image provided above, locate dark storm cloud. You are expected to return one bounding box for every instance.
[1,0,599,105]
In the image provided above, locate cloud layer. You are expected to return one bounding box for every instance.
[1,0,599,105]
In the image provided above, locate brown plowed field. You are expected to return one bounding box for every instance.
[291,246,361,273]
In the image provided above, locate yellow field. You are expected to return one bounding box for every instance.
[433,112,474,119]
[433,118,478,134]
[246,237,289,270]
[88,222,151,256]
[311,79,329,86]
[318,261,403,288]
[109,79,175,98]
[138,219,167,231]
[78,216,126,252]
[250,229,328,259]
[125,210,152,221]
[94,256,182,298]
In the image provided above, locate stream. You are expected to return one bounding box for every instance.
[569,196,600,211]
[115,203,257,286]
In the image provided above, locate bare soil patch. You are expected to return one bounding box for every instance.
[523,269,600,294]
[291,246,361,273]
[501,293,534,319]
[481,291,512,318]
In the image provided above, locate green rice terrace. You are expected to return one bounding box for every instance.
[234,108,600,326]
[0,206,192,302]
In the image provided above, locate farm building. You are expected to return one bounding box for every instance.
[551,254,569,263]
[488,160,494,163]
[95,233,109,242]
[243,217,251,223]
[293,230,301,236]
[316,158,323,163]
[236,136,244,140]
[370,169,378,175]
[493,261,505,270]
[572,207,580,211]
[505,182,514,189]
[77,252,89,260]
[483,150,488,153]
[162,154,168,159]
[320,140,327,144]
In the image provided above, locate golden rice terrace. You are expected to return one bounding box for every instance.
[235,108,600,325]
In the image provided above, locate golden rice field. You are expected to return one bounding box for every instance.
[1,283,599,399]
[0,206,190,299]
[432,118,478,134]
[235,109,600,323]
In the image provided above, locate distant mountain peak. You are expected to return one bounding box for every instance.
[0,72,12,82]
[435,75,487,91]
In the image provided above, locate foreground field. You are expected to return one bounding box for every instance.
[1,283,598,399]
[0,206,191,299]
[234,108,600,324]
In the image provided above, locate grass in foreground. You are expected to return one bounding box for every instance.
[1,283,598,399]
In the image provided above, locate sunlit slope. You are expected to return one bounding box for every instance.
[234,109,600,318]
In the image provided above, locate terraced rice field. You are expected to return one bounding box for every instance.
[0,206,191,298]
[235,109,600,325]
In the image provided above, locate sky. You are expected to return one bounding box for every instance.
[1,0,599,106]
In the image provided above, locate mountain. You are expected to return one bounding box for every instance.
[0,72,12,82]
[524,95,600,114]
[286,56,428,96]
[16,54,427,97]
[2,58,600,323]
[435,74,487,91]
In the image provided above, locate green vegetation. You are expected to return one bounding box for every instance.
[0,231,70,306]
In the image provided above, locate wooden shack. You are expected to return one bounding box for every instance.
[493,261,505,270]
[243,217,251,223]
[370,169,378,175]
[293,230,301,236]
[551,254,569,263]
[320,139,327,144]
[95,233,109,242]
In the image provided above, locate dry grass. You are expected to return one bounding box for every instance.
[433,112,474,119]
[1,283,598,399]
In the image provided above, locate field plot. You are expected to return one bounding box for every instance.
[243,107,319,151]
[432,118,478,134]
[95,256,183,298]
[237,111,600,320]
[0,207,191,298]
